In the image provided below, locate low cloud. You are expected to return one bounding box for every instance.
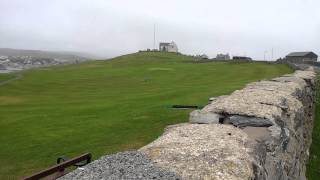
[0,0,319,59]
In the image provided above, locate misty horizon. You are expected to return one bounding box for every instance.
[1,0,319,60]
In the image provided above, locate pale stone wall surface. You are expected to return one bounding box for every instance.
[60,68,316,180]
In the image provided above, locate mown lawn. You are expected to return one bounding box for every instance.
[307,76,320,180]
[0,52,293,179]
[0,73,15,82]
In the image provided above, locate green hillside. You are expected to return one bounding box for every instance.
[0,52,293,179]
[307,75,320,179]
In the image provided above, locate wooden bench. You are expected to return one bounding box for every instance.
[23,153,92,180]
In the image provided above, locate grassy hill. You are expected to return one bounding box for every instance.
[0,52,293,179]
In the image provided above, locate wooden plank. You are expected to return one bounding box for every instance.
[23,153,91,180]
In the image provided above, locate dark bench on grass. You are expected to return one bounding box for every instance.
[23,153,92,180]
[172,105,202,109]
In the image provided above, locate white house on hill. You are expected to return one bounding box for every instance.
[159,41,178,53]
[216,53,230,60]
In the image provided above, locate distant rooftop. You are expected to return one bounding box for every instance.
[159,42,170,46]
[286,52,317,57]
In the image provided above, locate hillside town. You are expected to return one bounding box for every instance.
[0,55,64,73]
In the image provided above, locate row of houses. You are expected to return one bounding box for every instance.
[157,41,318,63]
[158,41,252,60]
[214,52,318,62]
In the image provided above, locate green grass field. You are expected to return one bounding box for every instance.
[0,52,293,179]
[0,73,15,82]
[307,76,320,179]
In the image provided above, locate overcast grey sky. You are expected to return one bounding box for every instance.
[0,0,319,59]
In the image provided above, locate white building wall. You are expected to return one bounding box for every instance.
[167,42,178,53]
[159,41,178,53]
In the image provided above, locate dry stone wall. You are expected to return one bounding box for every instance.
[61,68,316,180]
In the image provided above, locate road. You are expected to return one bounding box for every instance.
[0,73,23,86]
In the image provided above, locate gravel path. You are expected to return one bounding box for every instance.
[0,73,22,86]
[59,151,181,180]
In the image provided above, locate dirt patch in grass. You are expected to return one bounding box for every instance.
[0,96,25,105]
[148,67,174,71]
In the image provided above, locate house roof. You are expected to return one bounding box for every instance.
[286,51,317,57]
[159,42,170,46]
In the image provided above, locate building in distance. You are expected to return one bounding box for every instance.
[232,56,252,61]
[285,52,318,63]
[159,41,178,53]
[216,53,230,60]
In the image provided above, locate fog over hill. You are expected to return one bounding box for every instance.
[0,48,96,61]
[1,0,320,59]
[0,48,103,73]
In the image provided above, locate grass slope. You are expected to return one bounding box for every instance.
[0,52,293,179]
[307,76,320,179]
[0,73,15,82]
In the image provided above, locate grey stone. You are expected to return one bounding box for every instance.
[242,127,271,141]
[140,124,256,179]
[189,110,222,124]
[199,69,316,180]
[208,95,228,104]
[59,151,180,180]
[227,115,273,128]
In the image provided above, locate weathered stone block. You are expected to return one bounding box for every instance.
[189,110,222,124]
[226,115,273,128]
[140,124,255,180]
